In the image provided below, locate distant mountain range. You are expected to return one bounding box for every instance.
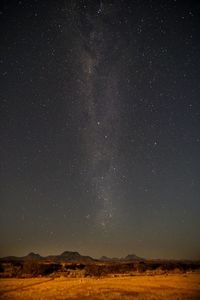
[100,254,143,262]
[0,251,144,263]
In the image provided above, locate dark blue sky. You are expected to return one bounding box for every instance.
[0,0,200,259]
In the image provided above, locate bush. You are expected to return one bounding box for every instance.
[22,261,60,276]
[137,262,147,273]
[85,264,106,277]
[0,263,4,272]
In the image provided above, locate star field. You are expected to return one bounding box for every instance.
[0,0,200,259]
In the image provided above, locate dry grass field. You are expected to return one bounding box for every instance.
[0,272,200,300]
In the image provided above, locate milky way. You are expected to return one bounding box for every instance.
[70,1,123,228]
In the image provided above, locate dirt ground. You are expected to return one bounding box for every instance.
[0,272,200,299]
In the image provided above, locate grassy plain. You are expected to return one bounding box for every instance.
[0,272,200,300]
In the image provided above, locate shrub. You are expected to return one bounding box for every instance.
[0,263,4,272]
[22,261,60,276]
[85,264,107,277]
[137,262,147,273]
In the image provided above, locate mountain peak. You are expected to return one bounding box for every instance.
[27,252,38,256]
[125,254,142,261]
[25,252,42,260]
[60,251,80,257]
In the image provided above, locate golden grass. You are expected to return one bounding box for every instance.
[0,272,200,299]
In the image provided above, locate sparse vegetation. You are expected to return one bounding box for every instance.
[0,259,199,279]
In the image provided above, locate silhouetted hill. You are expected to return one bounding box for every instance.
[24,252,42,260]
[100,256,112,261]
[46,251,94,262]
[99,254,144,262]
[0,251,144,263]
[60,251,83,260]
[0,252,43,262]
[124,254,143,261]
[0,251,94,263]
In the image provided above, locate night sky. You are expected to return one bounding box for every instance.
[0,0,200,260]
